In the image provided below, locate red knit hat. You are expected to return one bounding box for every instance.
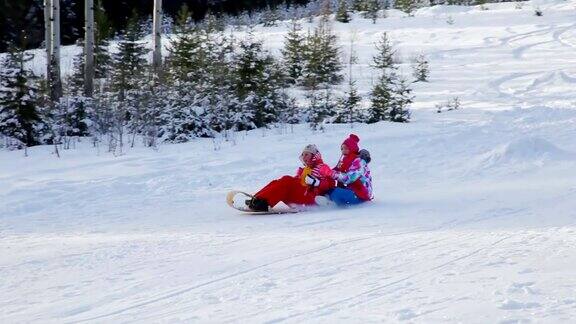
[342,134,360,153]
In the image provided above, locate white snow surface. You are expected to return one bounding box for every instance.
[3,0,576,322]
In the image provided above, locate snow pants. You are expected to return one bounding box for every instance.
[328,188,364,206]
[255,175,316,208]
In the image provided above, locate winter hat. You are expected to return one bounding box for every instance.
[302,144,319,155]
[342,134,360,153]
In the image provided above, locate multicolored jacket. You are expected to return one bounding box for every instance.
[333,155,373,201]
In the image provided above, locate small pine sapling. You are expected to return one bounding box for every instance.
[436,97,461,113]
[411,53,430,82]
[336,0,352,23]
[534,7,543,16]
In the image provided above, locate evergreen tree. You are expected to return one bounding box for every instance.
[534,7,543,17]
[279,96,301,129]
[44,95,91,151]
[335,81,362,124]
[108,12,151,152]
[373,32,397,70]
[94,40,112,80]
[140,88,161,147]
[388,78,412,122]
[53,1,110,102]
[87,87,114,147]
[95,0,112,41]
[352,0,367,11]
[337,35,364,125]
[0,49,42,148]
[0,1,42,53]
[122,78,167,148]
[203,11,225,33]
[67,34,111,94]
[203,31,234,89]
[110,12,150,102]
[436,97,461,113]
[234,33,271,100]
[282,21,306,84]
[94,0,112,79]
[369,72,393,123]
[336,0,352,23]
[60,53,90,137]
[158,86,210,143]
[370,34,413,123]
[161,5,225,141]
[174,3,193,29]
[60,6,112,140]
[61,0,80,44]
[258,63,291,126]
[124,80,153,147]
[200,33,237,135]
[308,87,337,130]
[157,14,213,145]
[301,22,343,88]
[363,0,381,23]
[67,49,86,97]
[234,35,270,129]
[234,33,289,129]
[167,5,205,83]
[320,0,333,22]
[412,53,430,82]
[369,71,412,123]
[262,6,280,27]
[396,0,418,16]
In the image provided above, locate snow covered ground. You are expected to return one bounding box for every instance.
[2,0,576,322]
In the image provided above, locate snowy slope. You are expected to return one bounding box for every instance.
[2,0,576,322]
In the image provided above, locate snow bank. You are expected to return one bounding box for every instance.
[478,137,574,167]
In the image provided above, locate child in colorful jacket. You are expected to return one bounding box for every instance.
[314,134,373,206]
[246,144,335,211]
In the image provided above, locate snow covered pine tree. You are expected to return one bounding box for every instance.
[0,49,42,149]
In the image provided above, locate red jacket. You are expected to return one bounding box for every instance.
[297,159,335,196]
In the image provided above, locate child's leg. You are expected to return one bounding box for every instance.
[285,184,317,206]
[255,176,299,207]
[328,188,363,206]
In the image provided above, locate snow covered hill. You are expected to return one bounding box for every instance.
[2,1,576,322]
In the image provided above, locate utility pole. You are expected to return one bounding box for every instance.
[85,0,95,97]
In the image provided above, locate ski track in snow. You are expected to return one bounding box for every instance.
[267,234,515,322]
[3,0,576,322]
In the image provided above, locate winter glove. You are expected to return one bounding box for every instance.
[304,174,321,187]
[313,164,336,179]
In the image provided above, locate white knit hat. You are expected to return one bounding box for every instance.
[302,144,319,155]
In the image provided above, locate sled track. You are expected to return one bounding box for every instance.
[73,207,523,322]
[73,227,447,322]
[430,25,556,60]
[266,234,514,323]
[553,23,576,49]
[136,234,469,322]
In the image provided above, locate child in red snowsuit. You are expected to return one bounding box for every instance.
[246,144,335,211]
